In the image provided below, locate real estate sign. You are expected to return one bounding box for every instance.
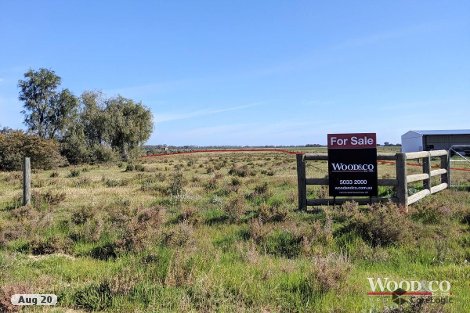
[328,133,378,197]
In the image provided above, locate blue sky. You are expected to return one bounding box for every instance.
[0,0,469,146]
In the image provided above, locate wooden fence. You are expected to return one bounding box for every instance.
[296,150,449,210]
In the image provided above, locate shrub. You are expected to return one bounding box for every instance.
[228,164,250,177]
[104,178,128,187]
[116,206,162,252]
[32,190,67,207]
[169,169,185,195]
[411,199,453,224]
[246,182,271,203]
[89,144,118,163]
[0,284,29,312]
[254,182,268,195]
[331,201,360,223]
[0,131,66,170]
[462,209,470,225]
[71,207,93,225]
[248,218,271,243]
[125,163,145,172]
[259,203,288,223]
[223,196,245,222]
[29,237,64,255]
[162,221,194,247]
[204,177,218,190]
[231,178,241,186]
[176,206,199,224]
[90,243,117,260]
[135,164,145,171]
[343,202,410,247]
[68,169,81,177]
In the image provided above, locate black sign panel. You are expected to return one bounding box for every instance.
[328,133,378,197]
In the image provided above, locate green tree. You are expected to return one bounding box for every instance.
[80,91,108,146]
[18,68,79,140]
[104,96,153,160]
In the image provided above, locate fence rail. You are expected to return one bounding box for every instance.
[297,150,449,210]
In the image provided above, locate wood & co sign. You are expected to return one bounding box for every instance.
[327,133,378,197]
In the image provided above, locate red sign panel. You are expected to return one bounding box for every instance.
[328,133,376,149]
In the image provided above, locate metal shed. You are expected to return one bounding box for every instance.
[401,130,470,152]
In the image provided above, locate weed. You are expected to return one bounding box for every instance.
[263,229,302,258]
[109,267,138,295]
[73,282,113,311]
[311,253,351,293]
[164,250,195,287]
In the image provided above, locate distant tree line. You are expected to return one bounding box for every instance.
[0,68,153,170]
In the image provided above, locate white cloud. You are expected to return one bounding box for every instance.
[103,79,189,98]
[155,102,263,123]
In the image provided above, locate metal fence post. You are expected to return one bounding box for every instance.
[23,157,31,206]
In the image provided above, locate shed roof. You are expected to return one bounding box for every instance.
[407,130,470,136]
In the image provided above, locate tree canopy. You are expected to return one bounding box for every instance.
[17,68,154,164]
[18,68,79,140]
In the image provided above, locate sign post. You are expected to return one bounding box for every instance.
[327,133,378,197]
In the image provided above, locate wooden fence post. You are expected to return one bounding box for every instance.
[422,152,431,191]
[441,153,449,185]
[396,153,408,210]
[23,157,31,206]
[296,154,306,211]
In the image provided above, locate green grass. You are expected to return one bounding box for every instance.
[0,150,469,312]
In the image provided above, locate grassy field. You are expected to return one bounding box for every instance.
[0,149,469,312]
